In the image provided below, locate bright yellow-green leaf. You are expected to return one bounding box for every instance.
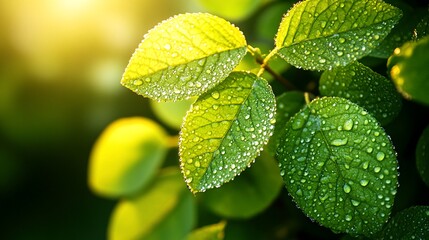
[108,168,196,240]
[121,13,247,102]
[180,71,276,193]
[88,117,168,198]
[275,0,402,70]
[187,221,226,240]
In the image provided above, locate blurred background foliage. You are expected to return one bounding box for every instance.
[1,0,428,239]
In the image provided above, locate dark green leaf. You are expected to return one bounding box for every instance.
[180,71,276,193]
[121,13,247,101]
[416,125,429,187]
[198,151,282,218]
[380,206,429,239]
[275,0,402,70]
[319,61,402,125]
[277,97,398,236]
[108,168,196,240]
[267,91,306,154]
[388,35,429,106]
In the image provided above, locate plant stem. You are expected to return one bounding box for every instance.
[248,45,297,91]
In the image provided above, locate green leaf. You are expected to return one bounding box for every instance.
[197,0,263,21]
[369,3,426,58]
[179,71,276,193]
[415,12,429,40]
[150,98,194,130]
[274,0,402,70]
[416,125,429,187]
[108,168,196,240]
[121,13,247,102]
[388,35,429,106]
[380,206,429,239]
[198,151,283,218]
[187,221,226,240]
[267,91,306,154]
[319,61,402,125]
[276,97,398,236]
[88,117,168,198]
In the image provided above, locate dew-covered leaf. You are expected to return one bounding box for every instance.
[88,117,168,198]
[319,61,402,125]
[197,151,282,218]
[150,98,194,130]
[387,35,429,106]
[108,168,196,240]
[414,12,429,40]
[276,97,398,236]
[416,125,429,187]
[179,71,276,193]
[369,3,426,58]
[187,221,226,240]
[121,13,247,102]
[267,91,306,154]
[380,206,429,239]
[275,0,402,70]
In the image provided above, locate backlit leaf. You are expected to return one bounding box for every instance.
[108,168,196,240]
[198,151,282,218]
[380,206,429,239]
[179,71,276,193]
[388,35,429,106]
[275,0,402,70]
[319,61,402,125]
[121,13,247,101]
[88,117,168,198]
[416,125,429,187]
[276,97,398,236]
[187,221,226,240]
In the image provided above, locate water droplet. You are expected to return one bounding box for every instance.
[374,35,380,40]
[374,167,381,173]
[376,152,385,161]
[351,200,360,206]
[343,119,353,130]
[211,91,220,99]
[133,80,143,86]
[345,215,352,221]
[296,189,303,196]
[339,38,346,43]
[164,44,171,50]
[331,138,348,146]
[343,184,351,193]
[360,179,369,186]
[321,21,327,28]
[319,58,326,63]
[362,162,369,169]
[367,147,373,153]
[194,161,200,167]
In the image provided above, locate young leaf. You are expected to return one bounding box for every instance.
[275,0,402,70]
[197,0,263,21]
[88,117,168,198]
[276,97,398,236]
[121,13,247,102]
[187,221,226,240]
[380,206,429,239]
[319,61,402,125]
[197,152,282,219]
[179,71,276,193]
[416,125,429,187]
[108,168,196,240]
[388,35,429,106]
